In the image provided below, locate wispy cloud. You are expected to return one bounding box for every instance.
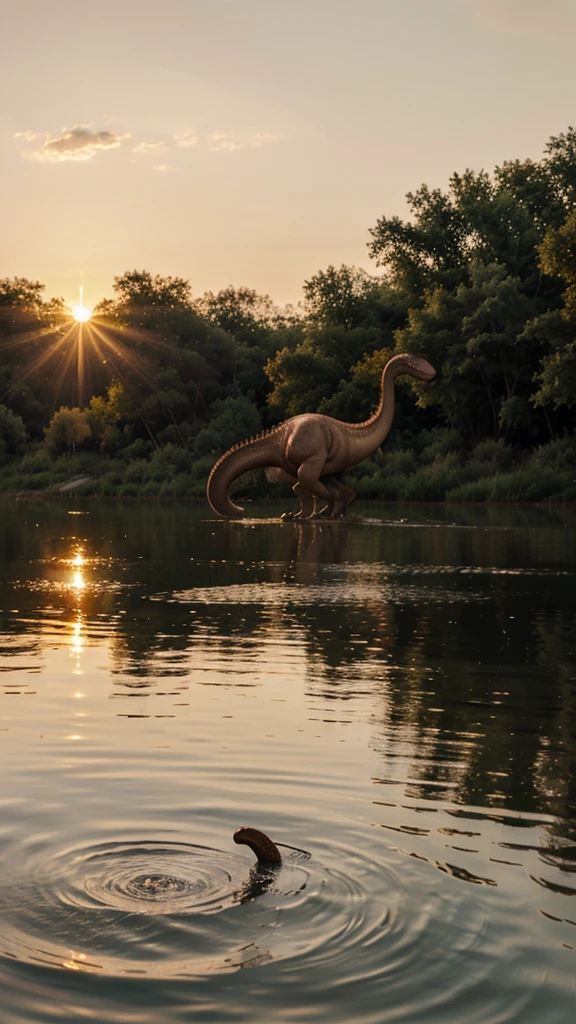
[15,123,284,167]
[132,141,166,154]
[207,132,282,152]
[207,133,245,152]
[174,130,198,148]
[14,130,48,143]
[18,124,129,162]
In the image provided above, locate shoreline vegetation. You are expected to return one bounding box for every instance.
[2,127,576,506]
[1,437,576,504]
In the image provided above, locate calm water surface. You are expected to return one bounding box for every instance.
[1,499,575,1023]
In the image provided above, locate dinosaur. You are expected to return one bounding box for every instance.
[206,352,436,519]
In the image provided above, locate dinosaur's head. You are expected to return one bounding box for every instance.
[397,353,436,382]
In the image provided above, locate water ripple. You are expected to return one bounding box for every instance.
[0,827,533,1024]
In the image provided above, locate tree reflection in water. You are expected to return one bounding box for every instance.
[1,499,574,845]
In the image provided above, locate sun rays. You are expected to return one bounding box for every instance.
[0,302,174,419]
[72,285,91,323]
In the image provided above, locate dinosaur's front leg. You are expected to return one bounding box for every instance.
[272,465,321,520]
[293,457,333,519]
[291,482,317,519]
[271,468,314,519]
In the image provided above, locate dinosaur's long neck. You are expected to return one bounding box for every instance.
[207,430,283,518]
[345,360,398,462]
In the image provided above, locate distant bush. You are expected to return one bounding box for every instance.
[419,428,462,463]
[17,446,52,473]
[532,436,576,471]
[148,444,193,478]
[120,438,153,461]
[447,465,575,503]
[470,439,514,471]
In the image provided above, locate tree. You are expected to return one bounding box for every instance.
[0,277,46,310]
[0,404,27,461]
[303,265,386,329]
[365,128,576,446]
[264,265,409,420]
[193,286,281,339]
[86,380,135,451]
[539,209,576,317]
[44,407,91,455]
[0,278,67,437]
[0,276,65,332]
[318,349,392,422]
[368,133,574,301]
[265,342,342,417]
[543,125,576,210]
[531,313,576,412]
[90,270,257,449]
[103,270,192,310]
[191,395,261,458]
[532,209,576,411]
[192,286,302,410]
[395,263,545,443]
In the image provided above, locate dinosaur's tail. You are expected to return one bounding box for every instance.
[206,430,283,518]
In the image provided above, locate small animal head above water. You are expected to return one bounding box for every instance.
[393,353,436,382]
[233,827,282,866]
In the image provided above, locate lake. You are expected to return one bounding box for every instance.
[1,499,575,1023]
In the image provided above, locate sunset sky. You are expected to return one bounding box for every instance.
[1,0,575,311]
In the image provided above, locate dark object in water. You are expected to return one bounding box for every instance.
[233,826,282,865]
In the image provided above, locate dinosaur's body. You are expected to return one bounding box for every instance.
[207,353,436,519]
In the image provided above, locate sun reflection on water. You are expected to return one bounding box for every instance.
[70,550,86,593]
[70,613,85,675]
[72,571,85,592]
[67,549,86,673]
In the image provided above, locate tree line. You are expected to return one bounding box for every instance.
[1,127,575,501]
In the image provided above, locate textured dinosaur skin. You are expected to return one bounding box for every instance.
[207,353,436,519]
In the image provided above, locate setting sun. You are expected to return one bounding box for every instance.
[72,303,91,322]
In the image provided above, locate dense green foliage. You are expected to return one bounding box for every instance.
[1,128,576,502]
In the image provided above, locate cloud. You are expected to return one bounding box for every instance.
[22,125,129,162]
[15,124,283,166]
[152,164,174,173]
[132,141,166,154]
[174,130,198,148]
[207,132,282,152]
[207,133,245,152]
[14,130,48,142]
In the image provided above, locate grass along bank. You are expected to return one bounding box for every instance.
[1,433,575,504]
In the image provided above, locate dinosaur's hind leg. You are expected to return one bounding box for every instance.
[322,478,357,517]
